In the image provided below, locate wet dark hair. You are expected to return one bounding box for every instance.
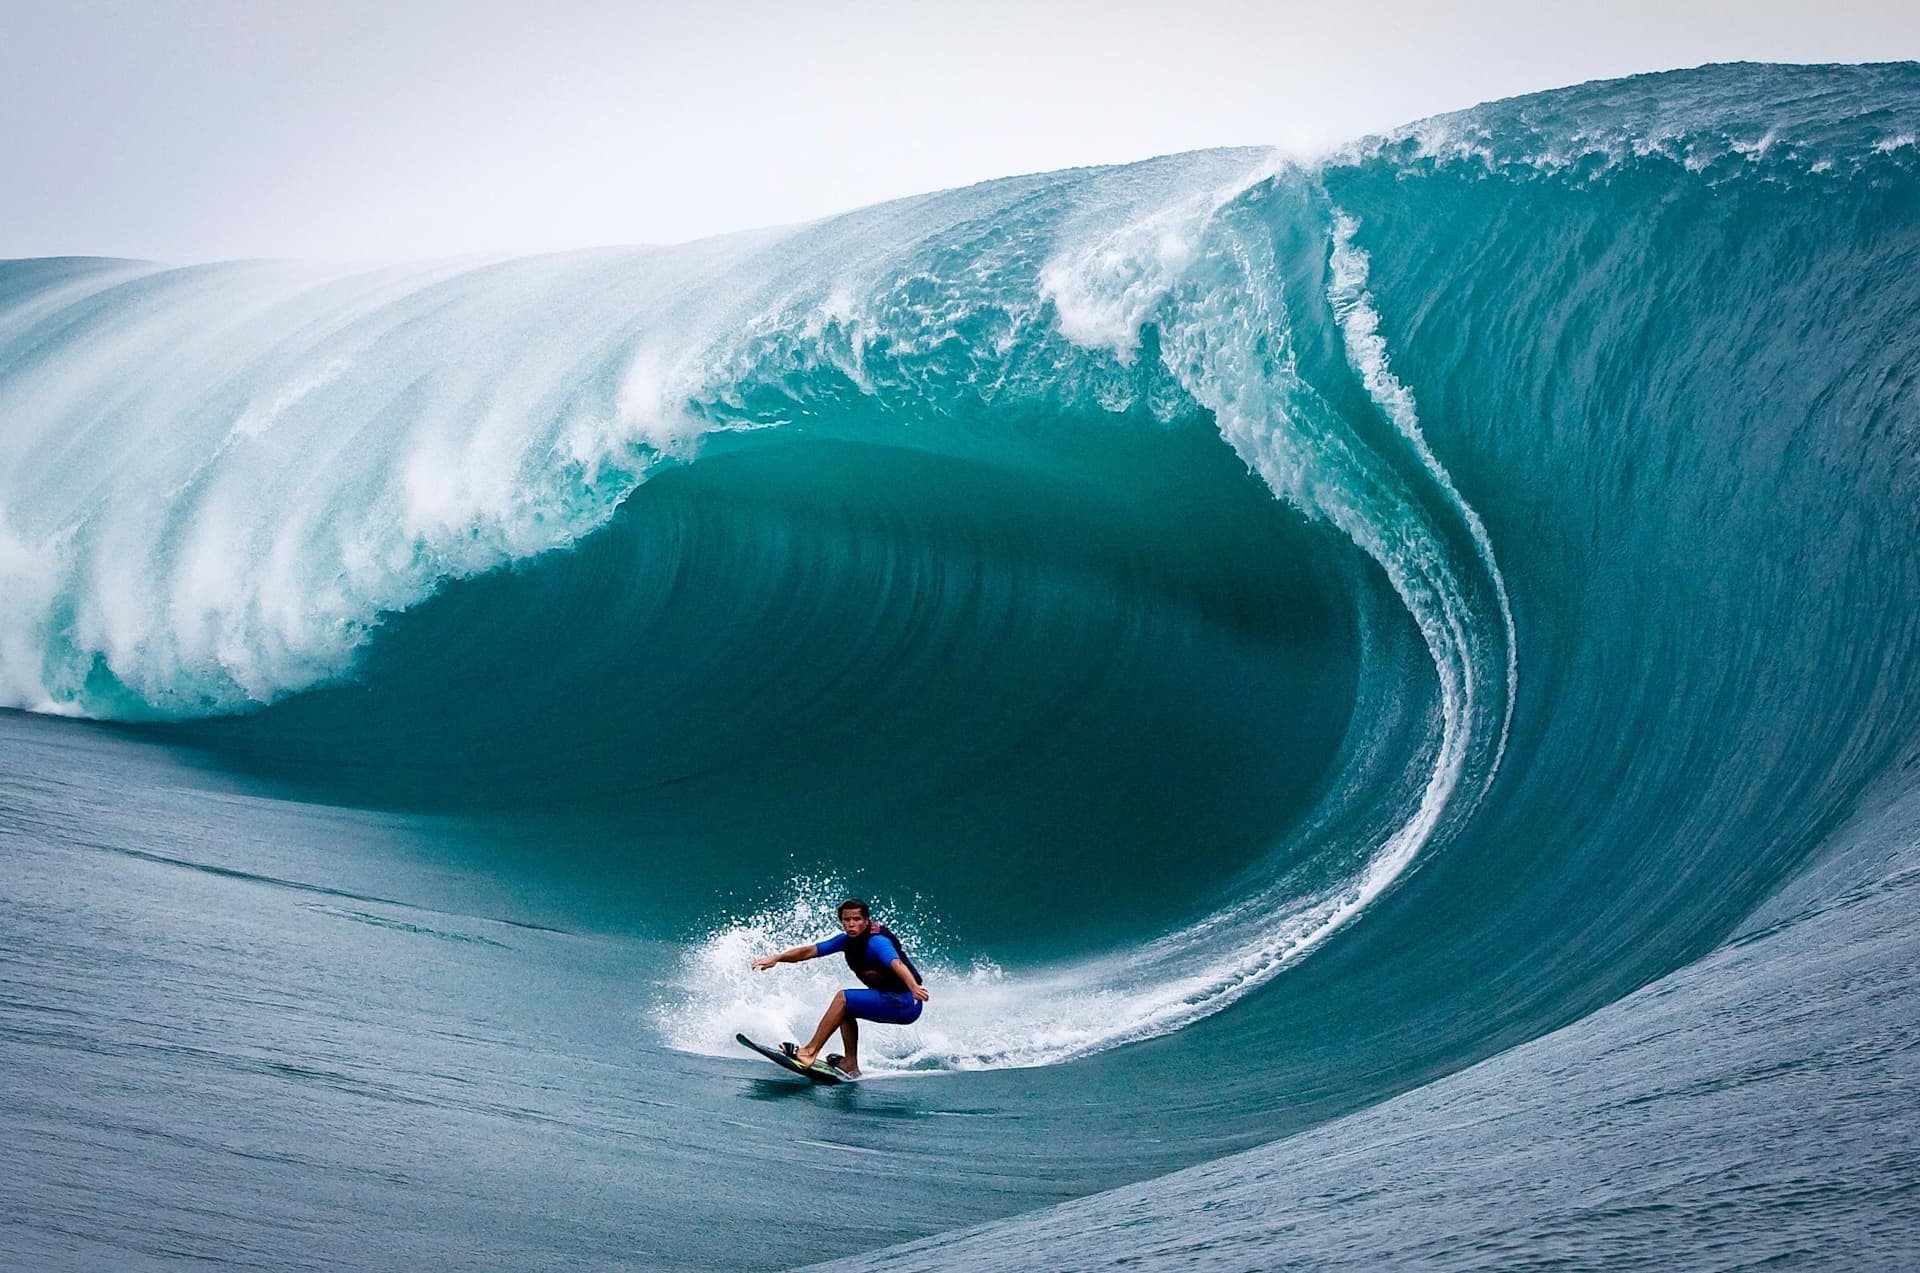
[836,898,871,920]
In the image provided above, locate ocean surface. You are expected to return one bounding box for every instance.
[4,61,1919,1270]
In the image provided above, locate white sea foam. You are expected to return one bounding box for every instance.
[1039,154,1283,363]
[1328,210,1517,791]
[1339,65,1920,185]
[1040,213,1199,362]
[0,515,75,715]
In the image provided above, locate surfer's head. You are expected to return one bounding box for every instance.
[836,898,872,936]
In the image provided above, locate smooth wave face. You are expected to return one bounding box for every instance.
[4,58,1920,1267]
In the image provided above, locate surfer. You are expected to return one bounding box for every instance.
[751,898,928,1079]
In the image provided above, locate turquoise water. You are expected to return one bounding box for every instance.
[3,62,1918,1268]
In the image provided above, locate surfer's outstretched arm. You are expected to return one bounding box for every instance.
[751,944,818,971]
[891,958,931,1002]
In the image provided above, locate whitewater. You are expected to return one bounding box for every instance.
[3,61,1919,1270]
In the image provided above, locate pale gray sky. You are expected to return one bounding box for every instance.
[2,0,1916,263]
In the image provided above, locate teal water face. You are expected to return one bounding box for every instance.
[3,61,1919,1270]
[155,426,1372,948]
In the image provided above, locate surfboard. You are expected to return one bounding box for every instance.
[735,1033,857,1084]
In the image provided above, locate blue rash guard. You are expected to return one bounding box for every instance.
[814,932,923,1025]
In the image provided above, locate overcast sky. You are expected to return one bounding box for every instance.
[2,1,1916,263]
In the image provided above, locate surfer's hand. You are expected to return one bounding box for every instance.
[752,956,778,971]
[911,985,930,1002]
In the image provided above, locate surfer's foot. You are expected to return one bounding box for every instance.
[791,1043,821,1067]
[826,1053,860,1078]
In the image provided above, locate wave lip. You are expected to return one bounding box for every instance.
[1347,60,1920,180]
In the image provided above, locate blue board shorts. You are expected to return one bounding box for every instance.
[844,987,922,1025]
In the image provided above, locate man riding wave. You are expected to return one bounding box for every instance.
[751,898,929,1079]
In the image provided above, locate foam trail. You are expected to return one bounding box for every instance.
[0,516,73,715]
[1328,209,1518,789]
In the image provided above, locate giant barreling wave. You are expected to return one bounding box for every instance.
[4,63,1918,1079]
